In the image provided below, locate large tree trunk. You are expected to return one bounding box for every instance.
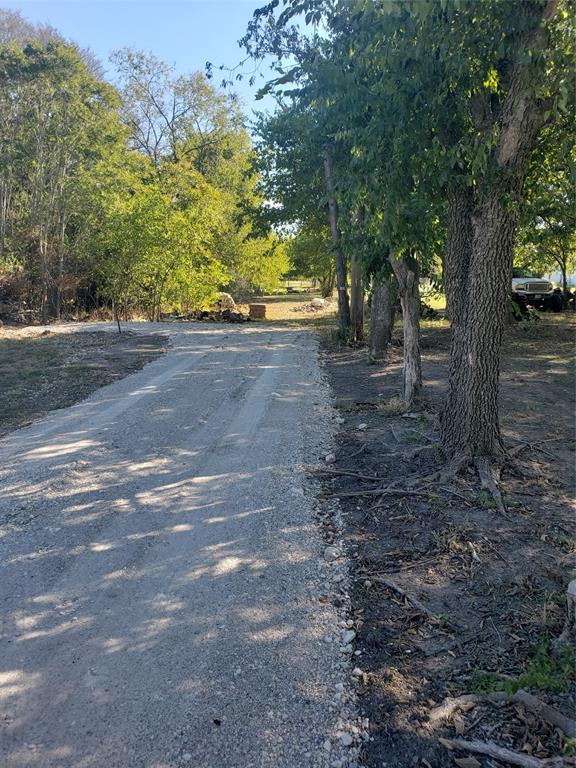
[350,252,364,342]
[369,273,396,360]
[440,0,557,462]
[441,186,476,452]
[322,147,350,334]
[441,192,516,458]
[444,185,474,324]
[389,250,421,406]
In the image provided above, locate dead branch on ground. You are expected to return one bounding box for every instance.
[429,690,576,738]
[438,737,567,767]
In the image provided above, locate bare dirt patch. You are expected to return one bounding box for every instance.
[321,315,575,767]
[0,328,167,437]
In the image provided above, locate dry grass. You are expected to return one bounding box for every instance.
[0,328,166,436]
[238,293,338,325]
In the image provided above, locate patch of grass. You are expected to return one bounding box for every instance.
[551,534,576,554]
[334,398,377,413]
[470,637,575,695]
[330,325,355,346]
[376,396,407,416]
[432,525,469,554]
[478,490,498,510]
[564,738,576,757]
[241,293,338,326]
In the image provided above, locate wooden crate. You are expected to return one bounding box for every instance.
[249,303,266,320]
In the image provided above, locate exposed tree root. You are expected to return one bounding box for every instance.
[438,737,566,767]
[309,467,380,482]
[382,444,441,461]
[403,454,470,488]
[475,456,508,515]
[324,451,512,510]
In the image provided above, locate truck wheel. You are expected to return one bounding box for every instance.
[549,293,563,312]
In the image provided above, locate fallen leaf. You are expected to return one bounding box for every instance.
[439,737,455,750]
[454,716,466,734]
[454,758,481,768]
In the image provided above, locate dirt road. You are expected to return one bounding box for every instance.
[0,323,349,768]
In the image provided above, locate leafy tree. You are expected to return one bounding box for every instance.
[0,37,124,320]
[285,224,335,297]
[242,0,573,465]
[111,48,243,171]
[516,120,575,293]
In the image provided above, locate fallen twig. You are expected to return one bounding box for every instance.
[405,427,434,443]
[383,444,440,460]
[509,442,530,457]
[310,467,380,482]
[347,443,367,460]
[372,576,439,623]
[329,487,431,499]
[513,689,576,739]
[419,630,483,657]
[438,737,566,767]
[439,486,474,505]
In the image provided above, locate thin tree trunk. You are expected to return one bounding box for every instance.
[350,252,364,342]
[55,213,66,321]
[322,146,350,334]
[350,206,365,342]
[369,273,396,360]
[560,261,567,297]
[39,227,50,324]
[389,250,421,406]
[320,269,335,299]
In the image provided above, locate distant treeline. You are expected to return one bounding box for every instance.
[0,10,288,323]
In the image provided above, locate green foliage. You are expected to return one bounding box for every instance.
[516,119,576,289]
[0,15,286,319]
[470,637,575,695]
[285,226,334,296]
[244,0,573,286]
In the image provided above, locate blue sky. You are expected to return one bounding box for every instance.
[2,1,278,118]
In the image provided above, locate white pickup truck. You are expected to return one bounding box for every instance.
[511,270,562,311]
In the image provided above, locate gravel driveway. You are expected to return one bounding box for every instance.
[0,323,355,768]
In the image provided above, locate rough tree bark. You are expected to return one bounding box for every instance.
[441,0,558,462]
[442,191,516,459]
[389,249,421,406]
[369,273,396,360]
[322,146,350,334]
